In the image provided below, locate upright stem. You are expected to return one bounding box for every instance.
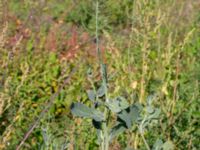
[101,64,109,150]
[96,1,102,66]
[96,1,109,150]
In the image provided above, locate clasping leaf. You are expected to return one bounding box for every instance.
[70,102,105,122]
[117,103,142,129]
[106,97,129,113]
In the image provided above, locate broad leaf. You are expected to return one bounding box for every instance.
[118,110,132,128]
[142,108,161,129]
[147,108,161,120]
[109,122,126,140]
[146,106,154,114]
[87,90,96,101]
[70,103,104,122]
[117,103,142,129]
[97,85,106,97]
[106,97,129,113]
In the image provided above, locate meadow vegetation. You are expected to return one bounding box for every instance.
[0,0,200,149]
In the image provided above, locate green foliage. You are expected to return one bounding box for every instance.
[105,97,129,113]
[117,103,142,129]
[70,65,146,149]
[71,102,105,122]
[0,0,199,149]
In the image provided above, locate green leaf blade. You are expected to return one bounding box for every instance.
[70,102,104,122]
[106,97,129,113]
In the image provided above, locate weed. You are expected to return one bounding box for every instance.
[0,0,199,149]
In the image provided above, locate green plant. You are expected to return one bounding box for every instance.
[70,1,162,150]
[1,0,199,149]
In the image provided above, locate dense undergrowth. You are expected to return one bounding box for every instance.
[0,0,200,149]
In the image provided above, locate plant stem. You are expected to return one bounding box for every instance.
[140,131,150,150]
[102,65,109,150]
[138,118,150,150]
[95,0,102,66]
[96,1,109,150]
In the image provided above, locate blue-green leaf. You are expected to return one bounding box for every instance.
[118,110,132,128]
[70,103,104,122]
[117,103,142,129]
[106,97,129,113]
[87,90,96,101]
[147,108,161,120]
[109,122,126,140]
[146,106,154,114]
[97,85,106,97]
